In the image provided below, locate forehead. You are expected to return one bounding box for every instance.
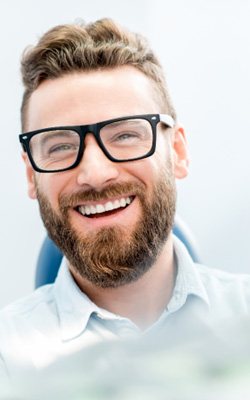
[26,66,162,131]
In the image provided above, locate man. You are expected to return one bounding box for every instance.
[1,18,250,385]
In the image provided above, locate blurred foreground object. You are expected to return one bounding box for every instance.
[4,317,250,400]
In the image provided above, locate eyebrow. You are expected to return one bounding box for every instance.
[103,119,146,130]
[39,130,77,146]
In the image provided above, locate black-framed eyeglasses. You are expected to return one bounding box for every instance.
[19,113,174,173]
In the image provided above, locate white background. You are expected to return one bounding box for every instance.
[0,0,249,308]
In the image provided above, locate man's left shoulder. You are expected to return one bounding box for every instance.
[195,263,250,312]
[196,263,250,285]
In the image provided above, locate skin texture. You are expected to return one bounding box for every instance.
[23,66,189,329]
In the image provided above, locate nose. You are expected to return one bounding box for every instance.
[75,133,120,189]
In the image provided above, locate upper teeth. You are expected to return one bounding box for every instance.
[78,197,132,216]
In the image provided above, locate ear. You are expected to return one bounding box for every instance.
[171,125,189,179]
[21,152,37,199]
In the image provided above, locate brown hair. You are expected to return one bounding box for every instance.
[21,18,176,130]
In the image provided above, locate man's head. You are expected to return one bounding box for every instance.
[20,19,189,288]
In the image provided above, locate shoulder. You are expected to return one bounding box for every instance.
[195,263,250,313]
[0,284,59,381]
[174,235,250,312]
[0,284,55,326]
[196,263,250,285]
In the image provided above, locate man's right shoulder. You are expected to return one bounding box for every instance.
[0,284,55,323]
[0,284,61,383]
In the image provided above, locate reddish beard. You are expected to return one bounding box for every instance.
[36,173,176,288]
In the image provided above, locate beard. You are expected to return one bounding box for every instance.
[36,166,176,288]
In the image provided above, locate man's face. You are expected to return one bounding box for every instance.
[23,66,188,287]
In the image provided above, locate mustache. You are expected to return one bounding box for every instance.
[58,181,146,209]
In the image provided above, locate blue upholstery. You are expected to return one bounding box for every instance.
[35,217,201,288]
[35,236,63,288]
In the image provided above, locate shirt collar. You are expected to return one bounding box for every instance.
[53,234,210,341]
[167,235,210,313]
[53,260,99,341]
[53,260,126,341]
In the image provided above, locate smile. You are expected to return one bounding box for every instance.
[76,196,133,218]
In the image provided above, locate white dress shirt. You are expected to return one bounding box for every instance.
[1,235,250,386]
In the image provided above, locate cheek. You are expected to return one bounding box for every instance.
[35,174,67,209]
[125,157,161,192]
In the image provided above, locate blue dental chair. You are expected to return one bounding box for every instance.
[35,216,201,288]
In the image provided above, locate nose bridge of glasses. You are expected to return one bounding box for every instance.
[79,122,101,144]
[75,123,120,184]
[78,122,108,162]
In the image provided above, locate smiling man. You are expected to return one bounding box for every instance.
[25,68,179,299]
[1,18,250,384]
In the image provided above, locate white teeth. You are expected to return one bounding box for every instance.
[105,202,113,211]
[96,204,105,213]
[90,205,97,214]
[85,206,91,215]
[113,200,120,209]
[120,198,126,207]
[78,196,133,216]
[79,206,85,215]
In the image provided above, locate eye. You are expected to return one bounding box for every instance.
[48,143,78,154]
[111,131,142,143]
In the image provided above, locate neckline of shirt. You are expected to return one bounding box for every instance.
[53,234,210,341]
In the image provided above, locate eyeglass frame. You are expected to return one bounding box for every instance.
[19,113,175,173]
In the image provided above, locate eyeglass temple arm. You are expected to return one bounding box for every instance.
[159,114,175,128]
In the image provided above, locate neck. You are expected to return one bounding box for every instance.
[69,236,176,330]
